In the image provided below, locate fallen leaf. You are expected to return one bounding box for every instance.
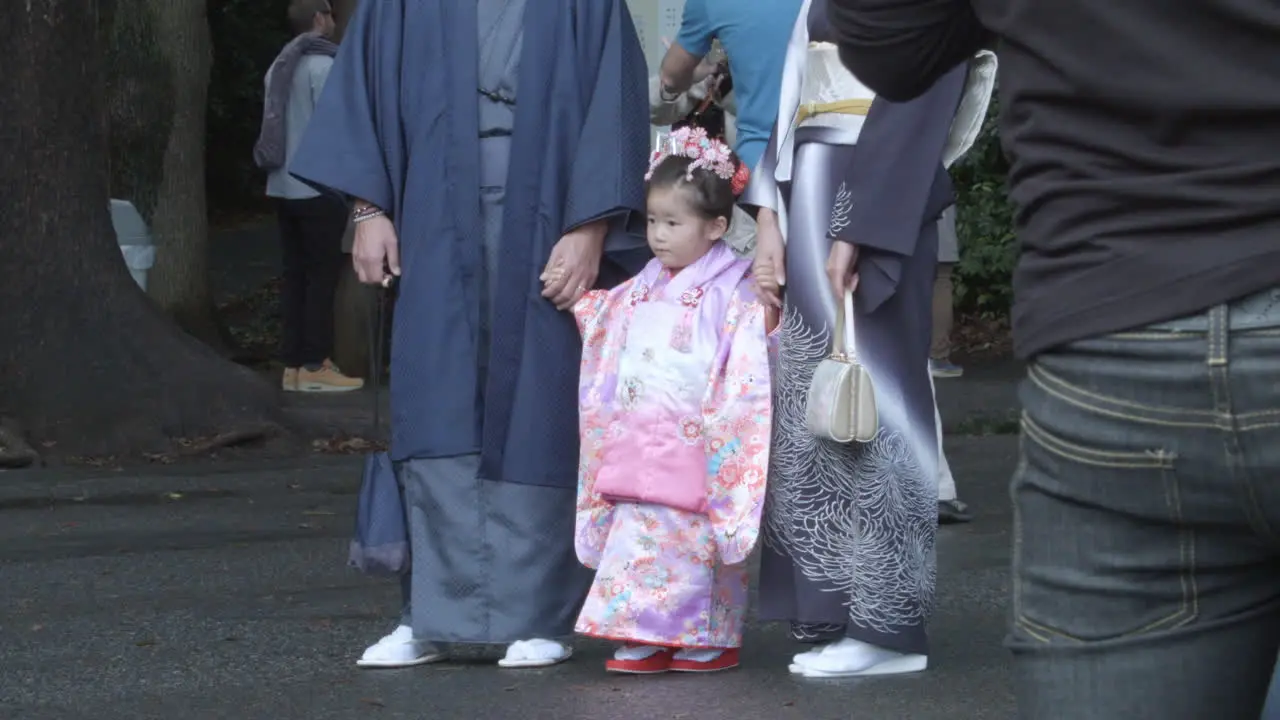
[135,639,156,647]
[361,699,385,708]
[166,492,184,501]
[298,523,314,530]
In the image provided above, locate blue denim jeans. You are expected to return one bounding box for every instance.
[1265,666,1280,719]
[1009,288,1280,719]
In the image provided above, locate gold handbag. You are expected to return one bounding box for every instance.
[804,290,878,443]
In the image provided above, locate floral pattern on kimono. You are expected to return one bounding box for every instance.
[570,243,775,647]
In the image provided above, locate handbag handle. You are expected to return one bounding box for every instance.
[831,290,856,360]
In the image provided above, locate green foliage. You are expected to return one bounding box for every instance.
[207,0,292,218]
[950,99,1018,319]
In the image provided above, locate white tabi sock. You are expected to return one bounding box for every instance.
[791,638,927,677]
[791,643,827,665]
[672,648,723,663]
[614,645,665,661]
[356,624,446,668]
[501,638,571,666]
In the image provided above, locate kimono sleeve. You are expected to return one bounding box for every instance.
[564,0,649,251]
[828,63,967,312]
[571,286,630,568]
[739,130,783,214]
[702,283,774,565]
[571,289,611,340]
[288,0,403,216]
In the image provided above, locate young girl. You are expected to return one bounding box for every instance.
[566,127,777,674]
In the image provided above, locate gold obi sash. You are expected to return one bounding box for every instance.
[789,43,1000,169]
[792,43,876,134]
[794,98,873,125]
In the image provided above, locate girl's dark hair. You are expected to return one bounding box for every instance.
[646,155,740,223]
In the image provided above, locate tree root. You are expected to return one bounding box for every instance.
[0,416,39,468]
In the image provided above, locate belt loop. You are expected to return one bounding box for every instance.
[1207,303,1229,366]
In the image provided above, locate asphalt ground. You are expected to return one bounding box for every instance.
[0,433,1018,720]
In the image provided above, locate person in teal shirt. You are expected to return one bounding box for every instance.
[658,0,804,172]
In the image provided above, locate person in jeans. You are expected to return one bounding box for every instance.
[829,0,1280,717]
[930,204,962,378]
[258,0,363,392]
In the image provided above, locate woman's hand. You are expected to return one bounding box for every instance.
[540,220,607,310]
[825,239,860,300]
[352,213,400,287]
[692,55,721,85]
[752,208,786,308]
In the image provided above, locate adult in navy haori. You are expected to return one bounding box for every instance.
[290,0,651,669]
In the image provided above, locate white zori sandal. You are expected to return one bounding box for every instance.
[356,625,448,669]
[497,639,574,668]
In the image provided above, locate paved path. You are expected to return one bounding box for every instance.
[0,434,1018,720]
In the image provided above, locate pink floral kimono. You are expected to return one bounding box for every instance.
[571,241,775,649]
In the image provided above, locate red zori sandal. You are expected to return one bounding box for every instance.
[669,648,740,673]
[605,647,676,674]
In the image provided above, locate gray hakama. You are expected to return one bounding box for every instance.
[290,0,651,645]
[741,0,968,656]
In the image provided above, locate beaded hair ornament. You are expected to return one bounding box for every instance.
[645,126,751,196]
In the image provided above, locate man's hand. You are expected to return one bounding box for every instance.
[352,214,400,287]
[540,220,607,310]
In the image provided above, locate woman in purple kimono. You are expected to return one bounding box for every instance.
[289,0,651,669]
[741,0,995,678]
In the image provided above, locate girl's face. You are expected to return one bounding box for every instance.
[646,186,728,271]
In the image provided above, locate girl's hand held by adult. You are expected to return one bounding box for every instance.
[752,207,786,309]
[541,219,608,311]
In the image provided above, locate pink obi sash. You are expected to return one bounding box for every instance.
[593,243,751,513]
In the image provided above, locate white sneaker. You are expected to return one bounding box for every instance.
[355,625,447,669]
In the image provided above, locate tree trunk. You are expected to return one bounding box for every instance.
[328,0,376,378]
[332,0,359,41]
[0,0,281,459]
[106,0,228,351]
[332,263,377,379]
